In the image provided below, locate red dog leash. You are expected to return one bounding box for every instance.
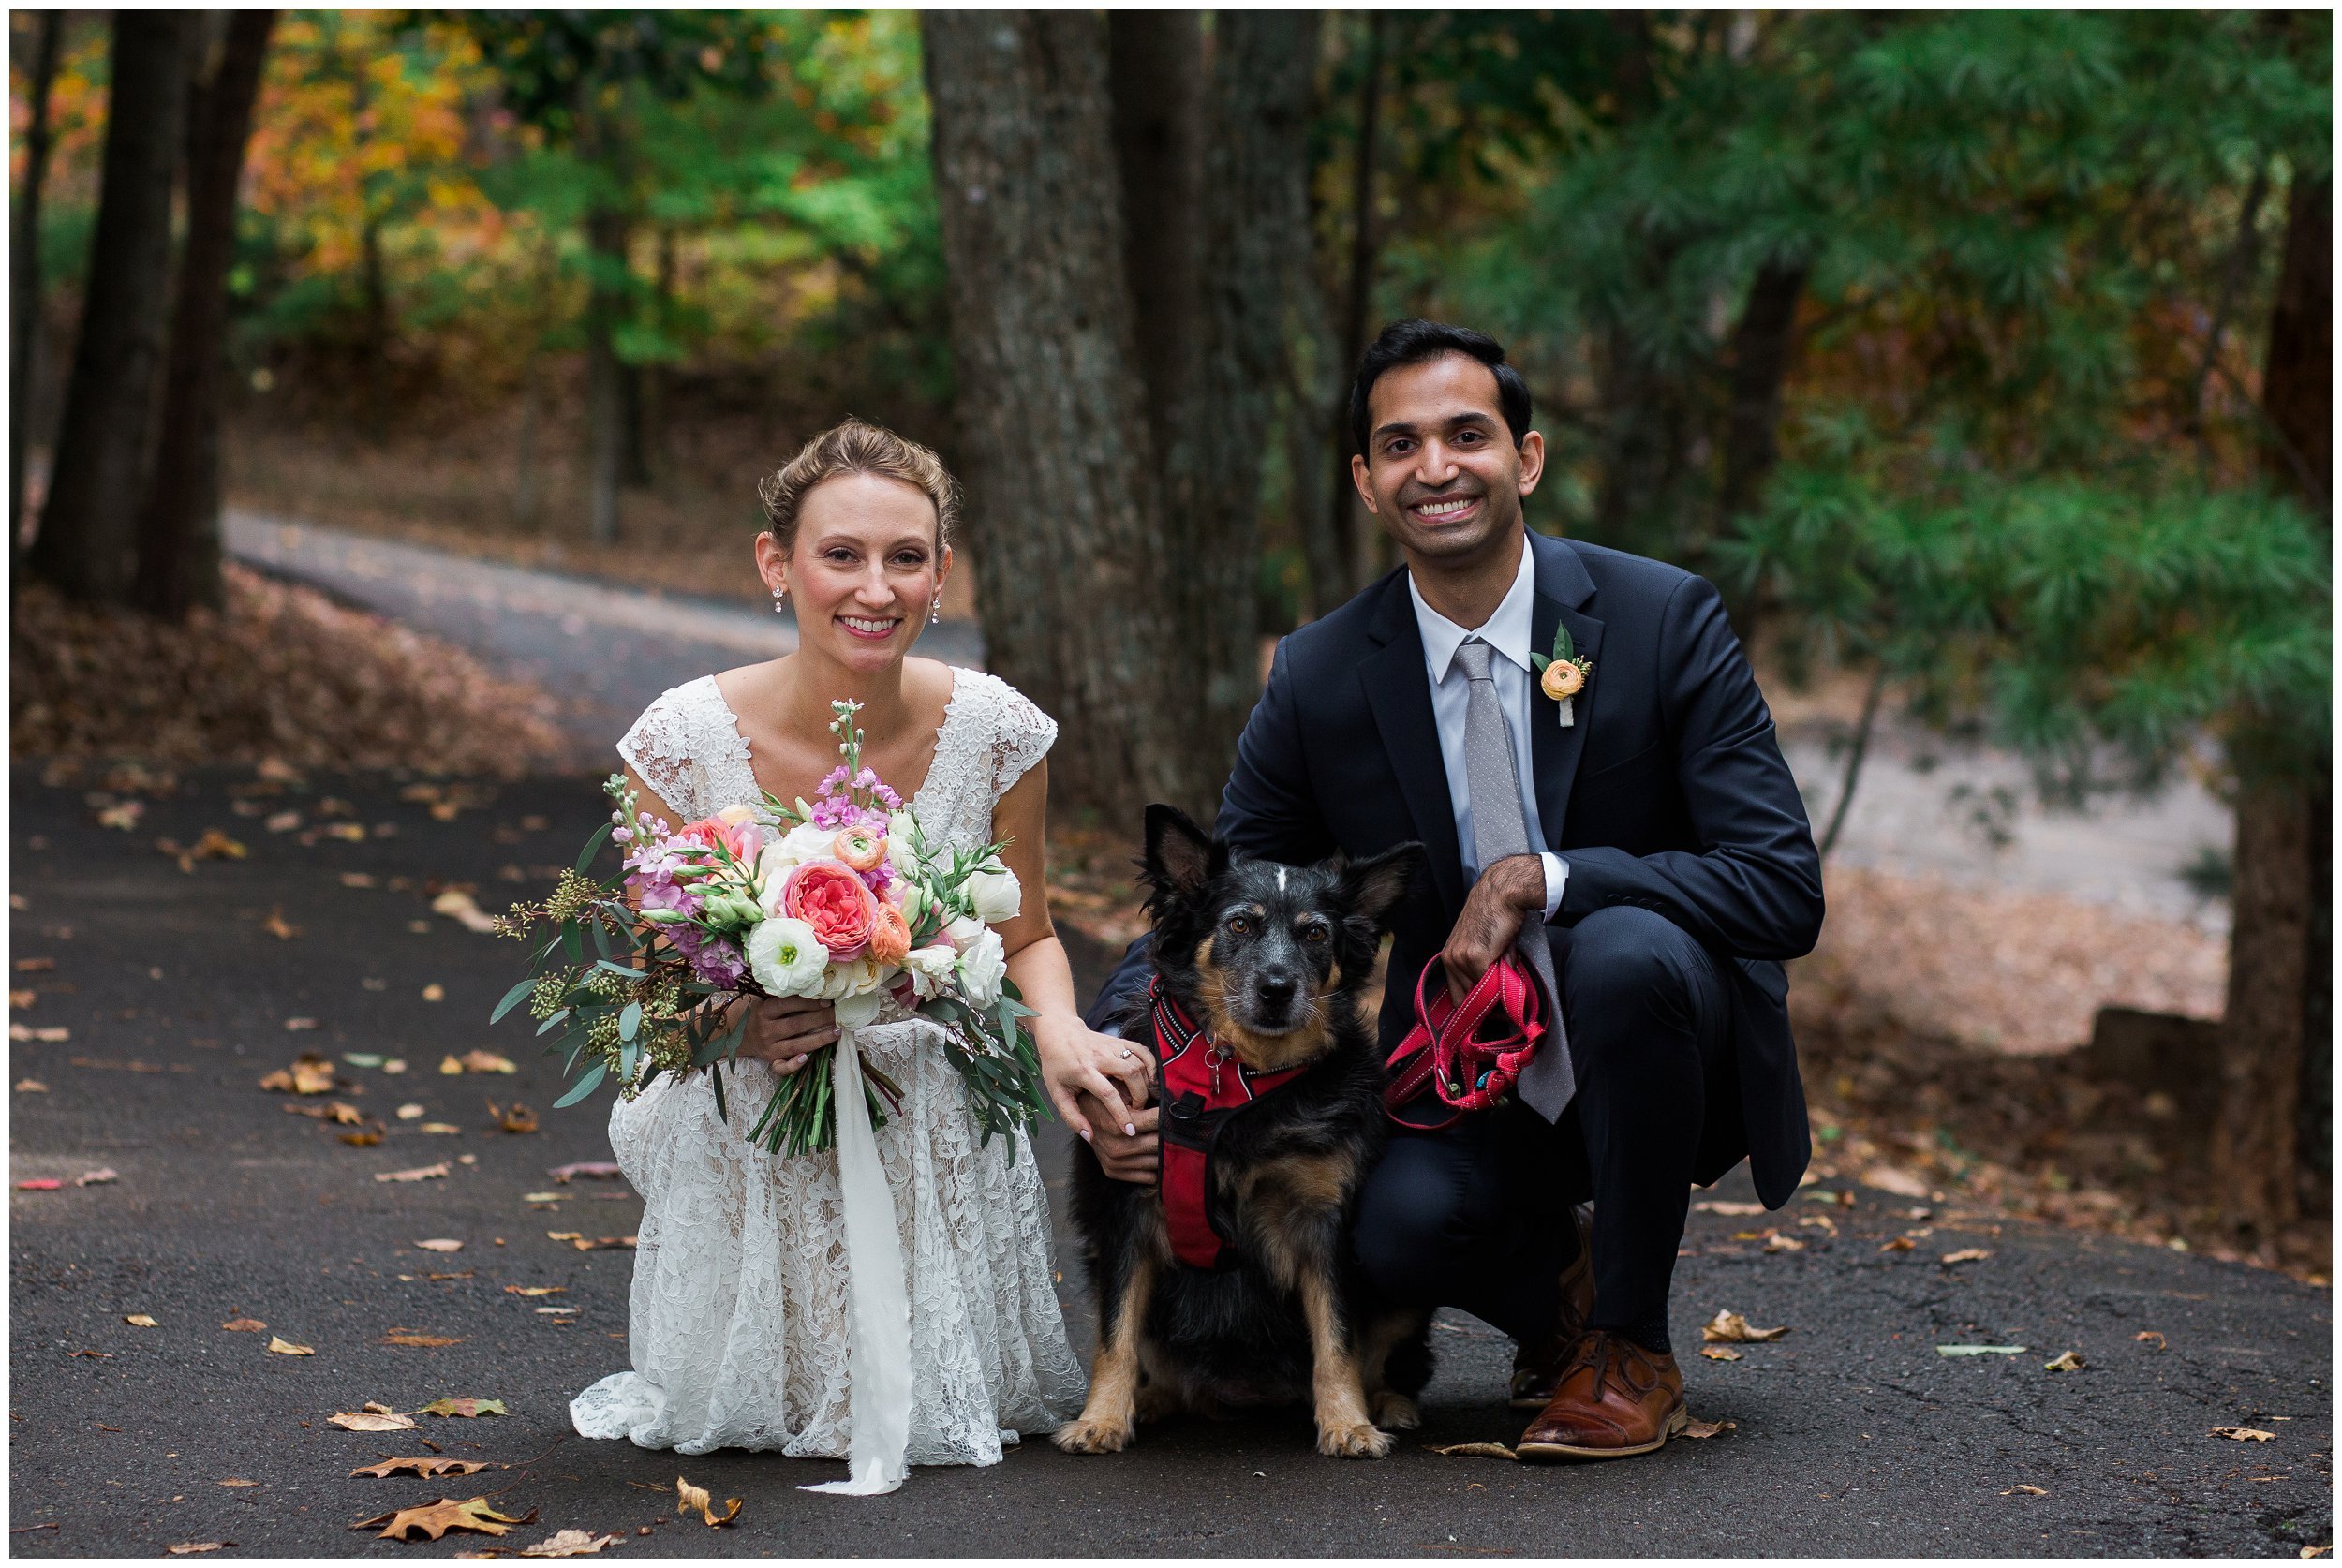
[1382,953,1547,1130]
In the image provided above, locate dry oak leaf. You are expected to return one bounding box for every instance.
[268,1336,315,1356]
[491,1101,540,1135]
[415,1239,465,1253]
[259,1054,336,1095]
[16,1079,48,1093]
[11,1024,69,1043]
[2043,1351,2085,1372]
[125,1314,159,1327]
[518,1529,621,1557]
[349,1457,492,1479]
[220,1317,267,1332]
[2213,1427,2278,1442]
[377,1161,452,1184]
[284,1101,366,1125]
[354,1497,536,1542]
[569,1236,636,1252]
[218,1479,260,1487]
[1939,1249,1994,1265]
[1426,1442,1518,1459]
[421,1123,463,1135]
[397,1103,426,1120]
[166,1543,231,1555]
[384,1333,463,1349]
[676,1475,743,1527]
[2136,1331,2167,1350]
[1762,1233,1804,1254]
[1681,1417,1735,1440]
[340,1132,384,1147]
[417,1398,508,1418]
[463,1050,517,1074]
[329,1410,417,1432]
[261,907,302,940]
[2301,1548,2331,1560]
[2003,1485,2050,1497]
[1701,1310,1787,1344]
[1878,1236,1917,1253]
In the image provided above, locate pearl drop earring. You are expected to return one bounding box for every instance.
[929,594,941,626]
[772,584,787,614]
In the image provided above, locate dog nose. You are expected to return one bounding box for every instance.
[1259,974,1297,1009]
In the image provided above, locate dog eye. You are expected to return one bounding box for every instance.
[1227,915,1253,936]
[1301,924,1328,943]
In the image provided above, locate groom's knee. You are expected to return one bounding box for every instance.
[1350,1140,1475,1305]
[1562,906,1713,1044]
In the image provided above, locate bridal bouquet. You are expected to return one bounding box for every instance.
[493,699,1045,1159]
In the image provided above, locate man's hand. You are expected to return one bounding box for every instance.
[1441,853,1549,1001]
[1083,1091,1159,1185]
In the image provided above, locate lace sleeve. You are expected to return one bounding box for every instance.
[615,684,705,826]
[982,676,1059,805]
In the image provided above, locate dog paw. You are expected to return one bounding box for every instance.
[1053,1415,1135,1455]
[1370,1391,1422,1431]
[1317,1419,1394,1459]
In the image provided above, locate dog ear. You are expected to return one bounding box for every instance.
[1143,804,1222,898]
[1341,840,1426,928]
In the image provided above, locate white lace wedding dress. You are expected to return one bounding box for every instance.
[570,668,1087,1466]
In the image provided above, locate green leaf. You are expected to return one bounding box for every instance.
[619,1001,643,1041]
[535,1008,571,1036]
[554,1061,607,1108]
[575,821,614,874]
[490,976,535,1025]
[561,921,583,965]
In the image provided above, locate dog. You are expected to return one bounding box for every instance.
[1055,805,1434,1459]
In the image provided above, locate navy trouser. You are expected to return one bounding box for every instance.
[1351,905,1735,1347]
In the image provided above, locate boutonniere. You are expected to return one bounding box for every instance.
[1530,626,1593,728]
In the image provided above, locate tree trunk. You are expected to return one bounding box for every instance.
[10,8,65,556]
[1107,11,1203,451]
[923,10,1194,821]
[27,11,191,605]
[1324,10,1386,598]
[1713,259,1808,630]
[2213,171,2331,1248]
[584,208,630,546]
[137,9,276,621]
[1172,8,1318,786]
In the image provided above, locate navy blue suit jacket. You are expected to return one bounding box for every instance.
[1089,530,1825,1208]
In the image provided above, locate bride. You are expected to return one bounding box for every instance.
[570,418,1146,1481]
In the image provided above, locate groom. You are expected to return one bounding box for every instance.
[1083,318,1824,1459]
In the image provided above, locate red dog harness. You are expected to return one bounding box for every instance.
[1382,954,1548,1131]
[1150,977,1305,1270]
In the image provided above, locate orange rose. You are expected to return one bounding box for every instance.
[1541,660,1585,701]
[867,901,912,968]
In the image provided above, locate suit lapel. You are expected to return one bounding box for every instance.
[1529,533,1602,851]
[1359,574,1467,914]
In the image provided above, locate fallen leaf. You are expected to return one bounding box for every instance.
[340,1132,384,1147]
[2043,1350,2085,1372]
[440,1054,466,1075]
[422,1122,463,1135]
[534,1307,575,1315]
[15,1178,62,1191]
[125,1314,159,1327]
[326,822,366,842]
[491,1101,540,1134]
[422,984,448,1003]
[354,1496,535,1542]
[70,1349,113,1358]
[259,1054,336,1095]
[74,1167,118,1186]
[9,1024,69,1043]
[417,1398,508,1418]
[427,1271,474,1280]
[431,890,502,934]
[349,1457,491,1479]
[2136,1331,2166,1350]
[376,1161,452,1183]
[1426,1442,1517,1459]
[518,1528,622,1557]
[329,1410,418,1432]
[675,1475,742,1527]
[1878,1236,1916,1252]
[1680,1417,1735,1440]
[397,1103,426,1120]
[568,1236,636,1251]
[2002,1484,2049,1496]
[96,800,146,830]
[340,871,378,888]
[1699,1346,1742,1361]
[261,907,302,940]
[14,956,54,971]
[1936,1345,2028,1356]
[505,1286,564,1298]
[218,1479,260,1487]
[15,1079,48,1093]
[1692,1200,1766,1216]
[547,1162,622,1183]
[284,1100,367,1125]
[383,1333,463,1348]
[463,1049,517,1074]
[283,1016,318,1030]
[1763,1233,1804,1254]
[382,1058,408,1073]
[10,988,35,1008]
[1701,1310,1787,1343]
[545,1231,583,1242]
[267,1336,315,1356]
[264,809,303,833]
[2212,1427,2277,1442]
[415,1239,465,1253]
[1860,1165,1932,1199]
[343,1052,385,1068]
[166,1543,230,1555]
[2301,1547,2331,1560]
[220,1317,267,1332]
[522,1192,562,1204]
[1939,1249,1994,1265]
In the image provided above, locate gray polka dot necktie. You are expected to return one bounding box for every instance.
[1453,637,1574,1120]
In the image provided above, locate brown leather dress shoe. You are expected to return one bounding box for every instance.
[1508,1204,1595,1410]
[1515,1330,1686,1461]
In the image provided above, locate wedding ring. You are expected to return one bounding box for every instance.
[1119,1049,1135,1061]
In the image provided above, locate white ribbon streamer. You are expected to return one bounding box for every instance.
[799,996,910,1496]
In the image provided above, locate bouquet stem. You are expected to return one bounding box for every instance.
[749,1043,906,1158]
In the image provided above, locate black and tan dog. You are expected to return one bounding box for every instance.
[1056,806,1433,1459]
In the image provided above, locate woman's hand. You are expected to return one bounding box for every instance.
[1035,1016,1151,1144]
[734,995,838,1076]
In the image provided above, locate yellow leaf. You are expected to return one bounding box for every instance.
[2043,1350,2084,1372]
[220,1317,267,1332]
[353,1496,533,1541]
[2213,1427,2278,1442]
[675,1474,743,1526]
[125,1314,159,1327]
[267,1336,315,1356]
[1700,1310,1787,1343]
[1939,1248,1994,1265]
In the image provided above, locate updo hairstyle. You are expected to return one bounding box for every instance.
[757,417,960,554]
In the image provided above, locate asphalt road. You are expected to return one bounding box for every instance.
[8,764,2330,1557]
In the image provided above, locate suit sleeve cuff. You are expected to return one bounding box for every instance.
[1540,852,1567,922]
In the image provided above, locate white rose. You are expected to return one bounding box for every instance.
[745,916,828,997]
[944,913,986,953]
[815,955,886,1001]
[963,862,1022,925]
[902,942,957,1001]
[956,927,1008,1009]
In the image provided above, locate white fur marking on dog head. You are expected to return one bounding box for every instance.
[1276,866,1287,895]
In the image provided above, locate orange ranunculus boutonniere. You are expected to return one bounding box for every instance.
[1530,626,1593,728]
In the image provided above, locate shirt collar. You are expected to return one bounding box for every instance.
[1407,537,1538,684]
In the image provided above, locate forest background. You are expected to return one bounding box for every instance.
[8,10,2331,1262]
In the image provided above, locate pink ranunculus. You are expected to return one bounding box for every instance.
[832,826,886,873]
[676,813,763,866]
[781,858,880,961]
[867,901,912,968]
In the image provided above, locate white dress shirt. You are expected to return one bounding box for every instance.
[1406,540,1568,921]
